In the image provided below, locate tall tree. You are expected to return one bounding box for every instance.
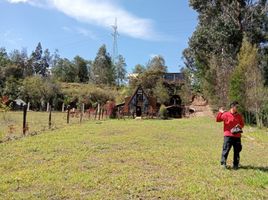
[74,55,89,83]
[229,38,268,127]
[31,42,43,76]
[0,48,10,95]
[184,0,268,107]
[243,40,267,127]
[0,47,9,68]
[115,54,127,86]
[9,49,28,79]
[41,49,52,77]
[91,45,115,85]
[133,64,146,74]
[52,58,78,82]
[147,55,167,73]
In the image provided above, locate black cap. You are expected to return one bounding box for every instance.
[230,101,239,108]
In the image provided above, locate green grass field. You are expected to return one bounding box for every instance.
[0,111,93,141]
[0,117,267,199]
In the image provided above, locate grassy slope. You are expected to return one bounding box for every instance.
[0,111,92,141]
[0,117,267,200]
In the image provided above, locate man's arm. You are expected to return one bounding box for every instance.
[216,107,226,122]
[238,115,245,128]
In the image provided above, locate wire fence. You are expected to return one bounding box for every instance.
[0,108,108,143]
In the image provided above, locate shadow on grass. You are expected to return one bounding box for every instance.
[240,165,268,172]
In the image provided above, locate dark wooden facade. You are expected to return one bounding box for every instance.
[123,86,157,117]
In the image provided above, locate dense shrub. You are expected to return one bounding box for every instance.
[159,104,168,119]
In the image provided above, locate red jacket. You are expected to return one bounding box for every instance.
[216,111,244,138]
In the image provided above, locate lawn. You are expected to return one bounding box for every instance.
[0,117,267,199]
[0,111,93,142]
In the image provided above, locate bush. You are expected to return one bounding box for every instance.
[159,104,168,119]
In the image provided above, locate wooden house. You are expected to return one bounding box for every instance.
[122,86,157,117]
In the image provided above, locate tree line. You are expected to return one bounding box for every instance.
[1,42,184,111]
[184,0,268,127]
[0,43,127,110]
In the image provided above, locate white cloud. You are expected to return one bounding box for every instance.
[62,26,98,40]
[7,0,29,3]
[6,0,48,7]
[1,30,23,46]
[6,0,158,40]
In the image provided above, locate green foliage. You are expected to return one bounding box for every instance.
[180,68,193,105]
[0,100,10,121]
[30,42,44,76]
[3,63,24,80]
[147,55,167,73]
[0,47,9,68]
[229,38,268,127]
[61,83,117,106]
[74,55,89,83]
[184,0,268,108]
[3,77,22,100]
[153,81,170,104]
[115,54,127,86]
[7,49,28,79]
[159,104,168,119]
[91,45,116,85]
[20,76,61,109]
[261,46,268,86]
[130,67,166,96]
[20,76,43,104]
[229,67,246,112]
[52,58,78,82]
[132,64,146,74]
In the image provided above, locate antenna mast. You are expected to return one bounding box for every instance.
[112,18,119,64]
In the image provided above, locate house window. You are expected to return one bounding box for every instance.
[137,89,143,101]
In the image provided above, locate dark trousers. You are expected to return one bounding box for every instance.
[221,136,242,166]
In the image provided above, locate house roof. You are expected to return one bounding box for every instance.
[14,99,26,106]
[125,85,149,106]
[163,73,184,82]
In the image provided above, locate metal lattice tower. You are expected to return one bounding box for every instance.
[112,18,119,64]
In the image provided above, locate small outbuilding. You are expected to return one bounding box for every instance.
[122,86,157,117]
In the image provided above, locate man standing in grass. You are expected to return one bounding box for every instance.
[216,101,244,170]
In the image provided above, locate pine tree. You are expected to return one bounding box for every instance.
[115,54,127,86]
[31,42,43,75]
[91,45,115,85]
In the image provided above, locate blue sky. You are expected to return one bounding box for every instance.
[0,0,197,72]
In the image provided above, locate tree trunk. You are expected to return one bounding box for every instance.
[23,105,27,136]
[67,106,70,124]
[47,102,50,112]
[27,102,30,112]
[62,103,65,112]
[48,105,52,129]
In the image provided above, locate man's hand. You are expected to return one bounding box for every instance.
[219,107,225,113]
[236,124,241,128]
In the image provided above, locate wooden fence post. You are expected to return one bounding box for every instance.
[23,104,27,136]
[67,106,70,124]
[62,103,65,112]
[98,107,101,120]
[82,103,85,114]
[88,109,91,119]
[48,105,52,129]
[27,102,30,111]
[94,108,97,120]
[80,103,84,123]
[101,108,104,120]
[47,102,50,112]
